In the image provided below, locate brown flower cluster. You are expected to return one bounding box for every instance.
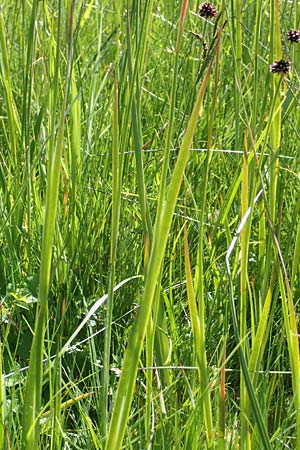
[269,59,291,74]
[198,2,217,19]
[196,4,299,76]
[287,29,300,43]
[269,29,300,75]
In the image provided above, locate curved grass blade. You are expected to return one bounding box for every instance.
[184,219,214,448]
[21,2,74,448]
[104,24,218,450]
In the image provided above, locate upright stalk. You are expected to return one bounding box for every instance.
[239,135,251,450]
[101,75,121,438]
[105,44,215,450]
[230,0,242,148]
[269,0,281,222]
[21,2,74,448]
[0,344,4,449]
[100,0,122,438]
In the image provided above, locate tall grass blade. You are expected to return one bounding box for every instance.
[0,12,20,167]
[218,348,226,450]
[21,2,74,448]
[239,136,251,449]
[105,27,217,450]
[101,74,122,437]
[279,270,300,450]
[269,0,281,222]
[226,203,272,450]
[267,215,300,449]
[184,219,214,448]
[126,6,152,240]
[0,344,5,449]
[230,0,242,148]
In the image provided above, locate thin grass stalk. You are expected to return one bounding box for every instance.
[100,0,121,438]
[210,27,225,450]
[21,2,74,448]
[252,0,263,135]
[226,211,272,449]
[184,220,214,448]
[21,0,39,271]
[240,134,251,450]
[248,0,263,288]
[267,216,300,449]
[258,197,266,310]
[192,21,222,447]
[126,3,152,240]
[125,2,156,444]
[218,86,282,233]
[269,0,281,222]
[142,223,154,447]
[149,0,188,378]
[156,0,188,219]
[247,280,275,384]
[44,0,61,183]
[279,269,300,450]
[292,0,299,73]
[145,308,155,448]
[143,1,188,415]
[138,0,154,71]
[192,17,223,449]
[242,109,298,443]
[138,0,174,439]
[226,282,272,449]
[69,70,81,252]
[84,5,104,157]
[145,274,171,446]
[145,276,172,447]
[49,300,66,450]
[0,11,21,281]
[101,75,121,438]
[291,197,300,290]
[235,0,242,145]
[230,0,242,148]
[294,0,299,30]
[0,344,4,449]
[234,129,282,445]
[218,347,226,450]
[254,78,282,302]
[104,47,216,450]
[144,3,190,437]
[231,77,283,330]
[152,289,173,388]
[244,142,276,435]
[0,13,20,169]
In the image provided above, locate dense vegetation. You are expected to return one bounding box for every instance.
[1,1,300,449]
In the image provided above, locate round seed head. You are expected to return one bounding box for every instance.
[269,59,290,74]
[287,29,300,43]
[199,2,218,18]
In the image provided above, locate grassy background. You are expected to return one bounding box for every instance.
[1,0,300,449]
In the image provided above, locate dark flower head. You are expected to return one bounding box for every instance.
[269,59,290,74]
[287,29,300,43]
[199,2,218,18]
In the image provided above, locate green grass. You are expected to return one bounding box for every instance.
[1,1,300,449]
